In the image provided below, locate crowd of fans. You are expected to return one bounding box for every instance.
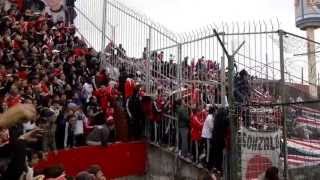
[0,0,281,180]
[0,0,118,179]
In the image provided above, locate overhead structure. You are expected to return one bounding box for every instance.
[295,0,320,98]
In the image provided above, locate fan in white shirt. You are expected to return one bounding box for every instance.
[201,105,216,164]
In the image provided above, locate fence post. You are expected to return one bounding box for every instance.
[214,30,239,180]
[266,53,269,80]
[221,34,226,107]
[146,26,152,94]
[302,67,304,85]
[176,43,182,151]
[279,30,288,180]
[228,55,238,180]
[101,0,107,51]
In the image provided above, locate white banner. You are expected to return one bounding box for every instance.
[241,128,281,180]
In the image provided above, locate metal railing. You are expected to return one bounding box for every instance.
[74,1,320,179]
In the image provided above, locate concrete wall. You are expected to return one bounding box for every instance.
[118,144,208,180]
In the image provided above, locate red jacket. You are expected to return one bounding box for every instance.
[39,82,49,96]
[17,71,28,80]
[5,94,21,108]
[124,78,135,99]
[94,87,109,111]
[94,86,119,112]
[190,113,203,141]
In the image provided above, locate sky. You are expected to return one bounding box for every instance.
[118,0,301,34]
[76,0,320,82]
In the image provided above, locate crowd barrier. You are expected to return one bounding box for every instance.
[34,142,147,178]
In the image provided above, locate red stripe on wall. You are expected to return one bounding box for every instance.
[34,142,147,178]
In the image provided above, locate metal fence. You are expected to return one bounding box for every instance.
[74,1,320,179]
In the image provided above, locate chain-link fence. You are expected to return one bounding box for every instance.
[73,1,320,179]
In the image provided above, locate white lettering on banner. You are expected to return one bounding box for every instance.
[241,128,281,180]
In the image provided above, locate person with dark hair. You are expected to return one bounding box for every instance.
[126,84,145,140]
[234,69,250,104]
[209,107,229,173]
[42,164,66,179]
[86,107,110,146]
[76,171,94,180]
[116,44,126,58]
[234,69,251,127]
[87,165,106,180]
[118,66,128,99]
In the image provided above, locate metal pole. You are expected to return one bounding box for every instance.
[112,25,116,44]
[302,67,304,85]
[221,34,226,107]
[228,55,237,180]
[176,43,182,151]
[279,30,288,180]
[101,0,107,50]
[266,53,269,80]
[214,29,239,179]
[146,26,152,94]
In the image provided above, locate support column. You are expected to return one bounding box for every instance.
[146,26,152,94]
[176,43,182,152]
[221,34,226,107]
[279,30,288,180]
[101,0,107,51]
[307,28,318,98]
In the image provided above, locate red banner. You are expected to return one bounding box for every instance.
[34,142,147,178]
